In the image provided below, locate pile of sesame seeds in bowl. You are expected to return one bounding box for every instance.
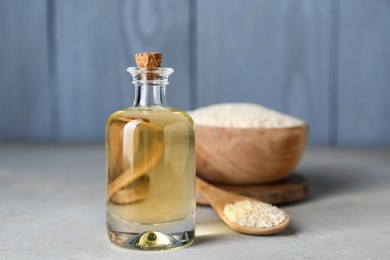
[190,102,308,185]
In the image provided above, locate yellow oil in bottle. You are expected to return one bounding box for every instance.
[106,106,195,249]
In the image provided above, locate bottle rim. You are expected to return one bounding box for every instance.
[127,67,174,86]
[127,67,174,76]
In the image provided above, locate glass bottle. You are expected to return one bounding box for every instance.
[105,64,196,250]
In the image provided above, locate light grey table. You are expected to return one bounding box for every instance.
[1,144,389,259]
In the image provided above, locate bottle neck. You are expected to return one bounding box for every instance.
[127,67,173,108]
[132,85,168,107]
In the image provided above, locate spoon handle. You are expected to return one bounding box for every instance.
[196,177,246,208]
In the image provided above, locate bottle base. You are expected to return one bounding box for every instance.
[107,212,195,250]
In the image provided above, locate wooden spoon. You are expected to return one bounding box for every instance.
[196,177,290,235]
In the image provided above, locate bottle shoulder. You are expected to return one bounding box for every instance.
[107,106,194,126]
[167,107,194,124]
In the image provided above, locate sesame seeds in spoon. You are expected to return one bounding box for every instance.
[196,177,290,235]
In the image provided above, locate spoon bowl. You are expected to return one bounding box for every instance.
[196,177,290,235]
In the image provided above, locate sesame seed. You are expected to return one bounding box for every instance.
[223,200,287,229]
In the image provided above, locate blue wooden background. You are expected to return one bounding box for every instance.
[0,0,389,145]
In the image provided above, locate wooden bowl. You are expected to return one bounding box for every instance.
[195,124,308,185]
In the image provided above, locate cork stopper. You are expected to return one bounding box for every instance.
[129,52,173,83]
[135,52,162,68]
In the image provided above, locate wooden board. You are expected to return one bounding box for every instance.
[54,0,191,141]
[1,1,390,145]
[0,0,51,140]
[337,0,390,145]
[196,1,334,145]
[196,174,308,206]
